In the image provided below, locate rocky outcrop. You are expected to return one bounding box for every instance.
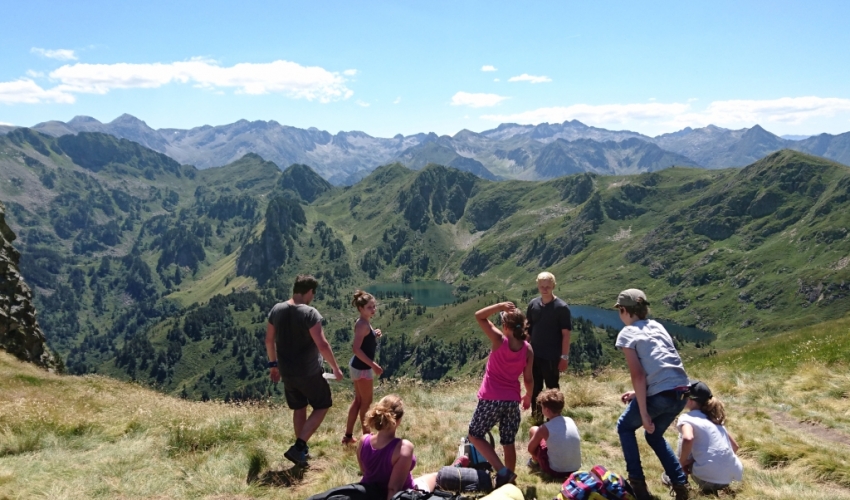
[0,200,59,370]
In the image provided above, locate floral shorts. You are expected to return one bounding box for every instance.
[468,399,521,445]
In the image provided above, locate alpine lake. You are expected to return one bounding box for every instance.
[366,281,714,343]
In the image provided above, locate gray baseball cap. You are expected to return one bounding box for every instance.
[614,289,650,307]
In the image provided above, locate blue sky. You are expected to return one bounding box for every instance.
[1,1,849,137]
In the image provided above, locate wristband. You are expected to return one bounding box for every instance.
[268,361,278,368]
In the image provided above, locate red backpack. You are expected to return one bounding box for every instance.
[558,465,635,500]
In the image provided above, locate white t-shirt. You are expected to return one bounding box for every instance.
[543,415,582,473]
[677,410,743,485]
[615,319,689,396]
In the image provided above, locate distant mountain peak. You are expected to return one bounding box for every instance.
[68,115,102,125]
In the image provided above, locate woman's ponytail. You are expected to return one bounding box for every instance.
[700,397,727,426]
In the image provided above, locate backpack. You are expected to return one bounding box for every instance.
[392,488,460,500]
[461,432,496,472]
[558,466,635,500]
[588,466,634,500]
[306,482,386,500]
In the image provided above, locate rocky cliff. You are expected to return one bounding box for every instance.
[0,200,59,370]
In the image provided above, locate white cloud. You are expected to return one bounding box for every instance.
[42,59,353,102]
[481,96,850,134]
[26,70,45,78]
[343,69,357,76]
[0,121,14,126]
[356,99,370,107]
[31,47,77,61]
[482,102,687,124]
[0,79,75,104]
[451,91,509,108]
[494,78,500,82]
[672,96,850,128]
[481,65,497,72]
[508,74,552,84]
[393,97,401,104]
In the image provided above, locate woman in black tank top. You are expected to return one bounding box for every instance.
[343,290,384,444]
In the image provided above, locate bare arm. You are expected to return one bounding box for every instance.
[528,422,549,455]
[623,348,653,433]
[309,322,344,380]
[265,323,280,383]
[522,346,534,410]
[727,430,739,453]
[475,302,513,350]
[386,439,415,500]
[678,422,695,473]
[356,437,366,477]
[559,328,571,372]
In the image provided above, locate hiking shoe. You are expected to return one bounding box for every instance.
[284,445,308,467]
[495,469,517,488]
[527,458,540,471]
[661,472,672,486]
[670,482,689,500]
[628,476,651,500]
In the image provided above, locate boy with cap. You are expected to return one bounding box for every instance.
[613,288,691,500]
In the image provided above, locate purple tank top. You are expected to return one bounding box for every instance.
[477,336,529,401]
[359,434,416,489]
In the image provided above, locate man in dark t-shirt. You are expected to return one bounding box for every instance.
[265,274,343,467]
[526,271,572,421]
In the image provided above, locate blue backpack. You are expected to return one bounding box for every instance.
[558,465,635,500]
[462,432,495,472]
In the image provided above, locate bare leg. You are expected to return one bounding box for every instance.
[298,408,330,443]
[468,434,506,472]
[293,407,307,440]
[528,426,540,460]
[356,378,374,434]
[345,389,363,436]
[414,472,439,492]
[503,443,517,471]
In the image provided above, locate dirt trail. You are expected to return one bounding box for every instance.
[769,410,850,447]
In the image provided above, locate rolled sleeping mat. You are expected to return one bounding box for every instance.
[480,484,524,500]
[436,466,493,493]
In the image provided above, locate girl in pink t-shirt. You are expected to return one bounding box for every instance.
[468,301,534,488]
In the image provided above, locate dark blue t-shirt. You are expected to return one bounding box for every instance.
[526,297,572,361]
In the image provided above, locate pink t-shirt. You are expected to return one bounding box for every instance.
[477,336,529,401]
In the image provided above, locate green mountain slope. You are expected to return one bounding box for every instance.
[2,128,850,399]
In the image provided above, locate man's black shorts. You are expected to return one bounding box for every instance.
[281,372,333,410]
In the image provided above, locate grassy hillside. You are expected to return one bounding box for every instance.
[2,310,849,499]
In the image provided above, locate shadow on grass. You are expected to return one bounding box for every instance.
[527,467,567,484]
[246,447,305,487]
[248,464,306,487]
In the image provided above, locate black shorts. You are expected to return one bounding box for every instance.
[281,372,332,410]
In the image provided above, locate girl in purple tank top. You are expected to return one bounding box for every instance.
[357,395,437,500]
[467,301,534,488]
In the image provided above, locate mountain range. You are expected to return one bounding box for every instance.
[7,114,848,183]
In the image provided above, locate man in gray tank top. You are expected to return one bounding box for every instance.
[265,274,343,467]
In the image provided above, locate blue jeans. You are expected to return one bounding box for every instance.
[617,391,687,484]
